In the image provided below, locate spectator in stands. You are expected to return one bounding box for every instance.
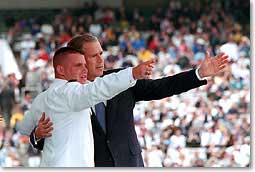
[0,81,15,129]
[21,91,32,113]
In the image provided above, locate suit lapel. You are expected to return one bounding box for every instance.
[90,107,106,135]
[102,69,122,135]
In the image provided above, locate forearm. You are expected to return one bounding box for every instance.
[133,69,207,101]
[16,111,36,136]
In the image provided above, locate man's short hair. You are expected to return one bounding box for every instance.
[24,90,31,96]
[53,47,83,68]
[67,33,98,53]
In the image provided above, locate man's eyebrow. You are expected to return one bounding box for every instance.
[90,51,103,57]
[74,63,83,66]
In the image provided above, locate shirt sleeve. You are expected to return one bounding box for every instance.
[16,110,37,136]
[59,67,137,111]
[195,68,207,81]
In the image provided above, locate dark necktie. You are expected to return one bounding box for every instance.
[95,102,106,133]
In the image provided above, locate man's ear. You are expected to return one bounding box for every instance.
[56,65,64,75]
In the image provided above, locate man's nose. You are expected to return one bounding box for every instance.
[83,65,88,73]
[84,67,88,74]
[96,54,103,63]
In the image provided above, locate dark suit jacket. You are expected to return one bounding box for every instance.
[29,69,207,167]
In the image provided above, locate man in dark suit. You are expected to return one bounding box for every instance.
[28,34,228,167]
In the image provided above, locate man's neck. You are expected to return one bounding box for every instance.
[55,76,66,80]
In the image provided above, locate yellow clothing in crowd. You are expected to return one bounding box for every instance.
[10,112,23,128]
[137,49,154,62]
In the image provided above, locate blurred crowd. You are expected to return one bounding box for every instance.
[0,0,250,167]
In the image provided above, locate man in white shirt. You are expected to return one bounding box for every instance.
[16,46,155,167]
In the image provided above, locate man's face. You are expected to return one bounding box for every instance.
[82,41,104,80]
[25,93,32,103]
[63,53,88,84]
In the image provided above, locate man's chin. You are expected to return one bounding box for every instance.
[97,70,104,76]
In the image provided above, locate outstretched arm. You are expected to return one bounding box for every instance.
[61,59,155,111]
[132,52,229,101]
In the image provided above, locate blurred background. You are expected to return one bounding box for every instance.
[0,0,250,167]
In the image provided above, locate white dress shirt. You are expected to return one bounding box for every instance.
[17,67,136,167]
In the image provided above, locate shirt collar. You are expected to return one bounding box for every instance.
[52,78,68,85]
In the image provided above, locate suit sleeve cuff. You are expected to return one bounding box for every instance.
[33,130,42,145]
[195,68,207,81]
[29,128,41,149]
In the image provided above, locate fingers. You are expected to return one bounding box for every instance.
[44,127,54,135]
[215,64,227,74]
[215,53,227,60]
[133,58,156,80]
[146,64,154,72]
[143,69,153,79]
[42,117,50,125]
[143,58,155,78]
[43,133,53,138]
[145,64,154,76]
[39,124,53,136]
[218,54,229,60]
[41,117,53,131]
[39,129,53,138]
[35,123,53,138]
[221,55,229,62]
[218,65,227,71]
[39,112,46,122]
[214,56,228,72]
[36,113,54,139]
[148,63,154,68]
[205,51,210,59]
[43,121,53,129]
[220,59,229,66]
[215,54,229,67]
[38,113,53,128]
[216,52,225,57]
